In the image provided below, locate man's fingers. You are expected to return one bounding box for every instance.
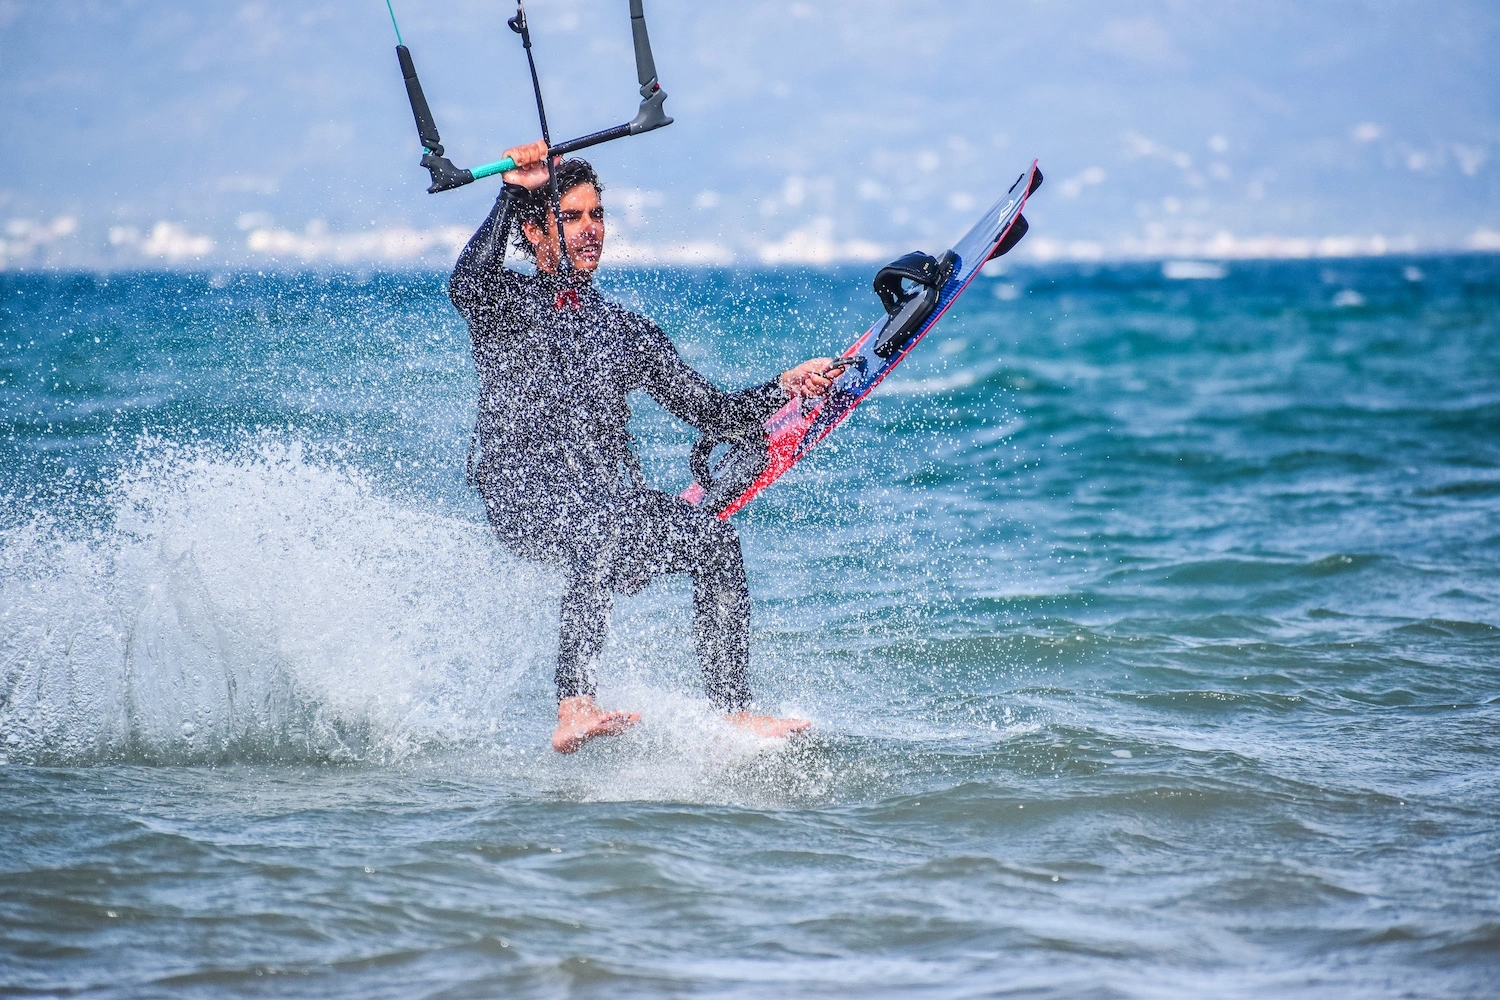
[781,357,845,396]
[502,138,550,167]
[501,154,554,191]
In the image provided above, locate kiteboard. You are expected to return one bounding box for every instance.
[683,160,1043,518]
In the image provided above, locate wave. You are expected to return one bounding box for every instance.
[0,437,558,765]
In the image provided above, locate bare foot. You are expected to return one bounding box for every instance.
[727,711,811,739]
[551,696,641,754]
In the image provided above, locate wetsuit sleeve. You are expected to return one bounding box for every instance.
[448,184,524,325]
[635,319,788,434]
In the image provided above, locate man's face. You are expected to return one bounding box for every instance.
[524,183,605,275]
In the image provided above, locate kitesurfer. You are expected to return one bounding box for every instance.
[450,139,837,753]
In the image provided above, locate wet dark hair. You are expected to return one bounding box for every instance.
[512,158,603,259]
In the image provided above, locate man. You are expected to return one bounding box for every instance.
[450,140,839,753]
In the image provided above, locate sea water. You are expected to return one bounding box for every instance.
[1,258,1497,997]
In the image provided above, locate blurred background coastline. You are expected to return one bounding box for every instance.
[1,0,1496,272]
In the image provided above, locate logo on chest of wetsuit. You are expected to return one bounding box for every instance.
[555,288,581,310]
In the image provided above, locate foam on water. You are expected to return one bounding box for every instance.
[0,436,558,765]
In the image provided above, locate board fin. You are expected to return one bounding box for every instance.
[988,214,1029,261]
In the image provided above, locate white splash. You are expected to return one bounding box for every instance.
[0,437,556,765]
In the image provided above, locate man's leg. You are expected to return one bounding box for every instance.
[556,566,611,701]
[612,492,807,736]
[550,569,640,752]
[477,479,639,753]
[550,506,644,753]
[687,517,754,713]
[607,490,751,709]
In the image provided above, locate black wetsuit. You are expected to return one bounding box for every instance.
[449,187,786,711]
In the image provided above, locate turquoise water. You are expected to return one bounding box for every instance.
[2,258,1498,997]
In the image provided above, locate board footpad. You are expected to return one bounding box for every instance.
[871,250,957,359]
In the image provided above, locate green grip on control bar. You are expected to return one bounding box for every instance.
[469,156,518,180]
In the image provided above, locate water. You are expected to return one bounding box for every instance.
[2,258,1498,997]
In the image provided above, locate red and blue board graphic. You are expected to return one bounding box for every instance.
[684,160,1042,519]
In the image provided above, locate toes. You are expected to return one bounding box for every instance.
[594,711,639,734]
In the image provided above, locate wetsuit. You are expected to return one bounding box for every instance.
[450,187,786,711]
